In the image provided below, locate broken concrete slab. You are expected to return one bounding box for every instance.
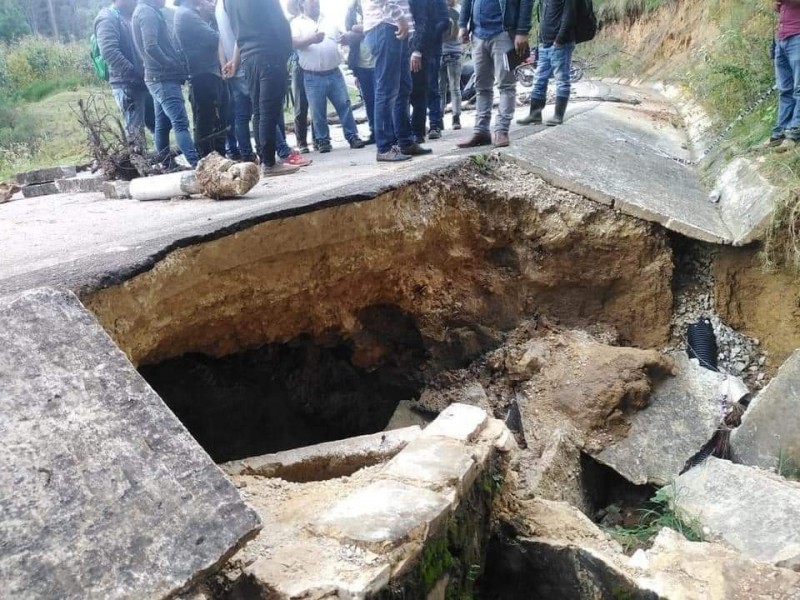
[221,426,420,482]
[385,400,432,431]
[102,180,132,199]
[21,181,59,198]
[671,457,800,567]
[382,435,479,494]
[314,479,452,550]
[731,349,800,472]
[636,528,800,600]
[716,157,780,246]
[55,175,105,194]
[421,402,488,442]
[15,165,76,186]
[595,353,729,485]
[504,103,733,244]
[0,288,261,599]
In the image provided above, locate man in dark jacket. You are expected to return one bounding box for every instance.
[457,0,532,148]
[174,0,227,158]
[223,0,298,176]
[518,0,576,127]
[343,0,376,144]
[132,0,200,167]
[408,0,448,142]
[94,0,150,147]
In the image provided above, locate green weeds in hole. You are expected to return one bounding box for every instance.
[777,448,800,481]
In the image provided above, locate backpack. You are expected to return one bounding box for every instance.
[90,32,109,81]
[574,0,598,44]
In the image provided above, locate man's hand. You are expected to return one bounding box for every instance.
[396,17,410,40]
[459,27,469,44]
[311,31,325,44]
[515,34,529,55]
[222,60,236,79]
[411,53,422,72]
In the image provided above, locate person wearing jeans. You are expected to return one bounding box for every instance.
[224,0,298,176]
[95,0,151,147]
[518,0,576,127]
[439,0,463,130]
[769,1,800,147]
[291,0,365,153]
[344,0,376,143]
[216,0,255,161]
[408,0,448,143]
[175,0,227,158]
[457,0,532,149]
[132,0,199,167]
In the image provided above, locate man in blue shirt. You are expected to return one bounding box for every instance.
[456,0,533,148]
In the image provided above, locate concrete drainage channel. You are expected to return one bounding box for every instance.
[4,161,800,599]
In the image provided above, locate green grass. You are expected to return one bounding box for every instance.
[605,485,703,554]
[777,448,800,480]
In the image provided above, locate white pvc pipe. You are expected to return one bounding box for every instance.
[129,171,200,201]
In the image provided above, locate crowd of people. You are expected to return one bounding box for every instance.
[95,0,579,175]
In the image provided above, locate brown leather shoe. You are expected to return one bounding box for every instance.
[493,132,510,148]
[457,131,492,149]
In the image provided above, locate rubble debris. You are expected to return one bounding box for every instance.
[193,152,260,200]
[671,457,800,568]
[14,165,76,186]
[594,353,737,486]
[55,175,105,194]
[0,288,261,599]
[102,180,132,200]
[0,181,20,203]
[731,349,800,472]
[21,181,59,198]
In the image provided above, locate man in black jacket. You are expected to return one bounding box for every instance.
[408,0,448,143]
[174,0,227,158]
[94,0,149,147]
[457,0,533,148]
[132,0,200,167]
[518,0,576,126]
[223,0,298,176]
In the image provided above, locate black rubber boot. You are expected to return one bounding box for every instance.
[517,97,546,125]
[546,96,569,126]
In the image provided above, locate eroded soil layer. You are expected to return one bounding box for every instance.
[84,163,674,369]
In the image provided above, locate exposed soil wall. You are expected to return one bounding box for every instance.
[83,164,674,368]
[714,247,800,370]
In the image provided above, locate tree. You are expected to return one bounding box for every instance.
[0,0,30,41]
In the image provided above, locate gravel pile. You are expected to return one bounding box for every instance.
[669,240,768,391]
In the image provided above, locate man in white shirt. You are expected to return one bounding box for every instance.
[291,0,365,153]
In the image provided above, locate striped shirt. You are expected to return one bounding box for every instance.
[363,0,415,35]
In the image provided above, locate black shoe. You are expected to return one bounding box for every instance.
[318,142,333,153]
[457,132,492,148]
[365,134,376,145]
[377,146,413,162]
[399,142,433,156]
[298,145,310,154]
[428,128,441,140]
[414,134,426,144]
[546,97,569,126]
[452,115,461,130]
[348,137,366,149]
[518,97,546,125]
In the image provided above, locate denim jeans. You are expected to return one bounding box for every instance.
[111,84,149,146]
[473,31,516,134]
[243,56,287,167]
[439,53,462,118]
[532,42,575,102]
[427,51,443,130]
[774,34,800,139]
[303,69,360,144]
[189,73,228,158]
[366,23,414,153]
[146,80,200,167]
[276,121,292,159]
[226,76,255,160]
[292,58,311,147]
[354,66,376,138]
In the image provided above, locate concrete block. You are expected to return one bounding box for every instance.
[315,480,451,549]
[55,176,105,194]
[731,349,800,471]
[422,402,489,442]
[15,165,76,186]
[21,181,59,198]
[0,288,261,599]
[383,436,478,493]
[221,426,421,482]
[716,157,780,246]
[595,353,731,486]
[102,180,132,199]
[672,457,800,567]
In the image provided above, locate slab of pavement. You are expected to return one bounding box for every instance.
[0,82,771,297]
